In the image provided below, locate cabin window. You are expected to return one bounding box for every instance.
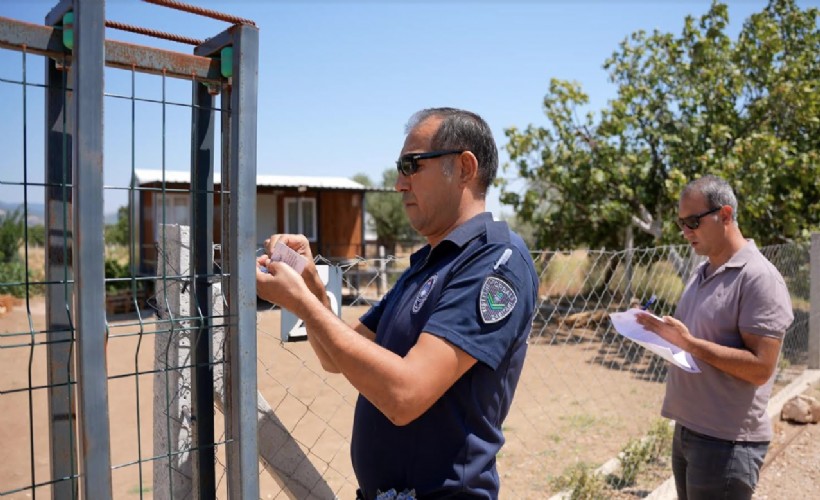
[284,197,317,241]
[154,192,189,234]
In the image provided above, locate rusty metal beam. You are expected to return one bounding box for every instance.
[0,16,223,83]
[0,16,64,55]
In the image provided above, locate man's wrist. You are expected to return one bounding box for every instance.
[304,267,330,308]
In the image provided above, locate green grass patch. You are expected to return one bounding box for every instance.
[128,485,152,494]
[551,462,606,500]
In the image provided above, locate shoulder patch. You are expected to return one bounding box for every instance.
[479,276,517,324]
[412,274,438,313]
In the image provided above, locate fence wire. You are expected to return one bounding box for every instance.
[1,212,814,496]
[241,241,810,498]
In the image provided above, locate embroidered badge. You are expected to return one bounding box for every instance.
[412,275,438,313]
[479,276,517,324]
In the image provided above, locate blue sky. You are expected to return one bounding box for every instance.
[1,0,811,216]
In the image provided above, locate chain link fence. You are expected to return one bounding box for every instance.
[240,240,812,498]
[2,238,812,498]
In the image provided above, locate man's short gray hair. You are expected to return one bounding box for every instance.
[405,107,498,194]
[681,175,738,222]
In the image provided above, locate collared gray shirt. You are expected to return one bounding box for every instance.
[661,240,794,442]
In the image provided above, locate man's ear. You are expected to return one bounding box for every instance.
[720,205,733,224]
[458,151,479,185]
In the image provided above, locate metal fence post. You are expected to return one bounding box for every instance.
[624,224,634,300]
[379,245,388,296]
[810,233,819,369]
[70,0,113,497]
[44,19,78,498]
[220,23,260,499]
[190,69,217,499]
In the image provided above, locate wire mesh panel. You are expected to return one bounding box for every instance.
[1,1,259,498]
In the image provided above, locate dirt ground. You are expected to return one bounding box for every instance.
[753,380,820,500]
[1,297,817,499]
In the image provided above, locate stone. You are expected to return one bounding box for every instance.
[781,394,820,424]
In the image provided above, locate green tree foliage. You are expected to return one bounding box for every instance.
[0,209,24,263]
[105,205,131,246]
[354,170,420,254]
[27,225,45,247]
[500,0,819,248]
[0,209,31,298]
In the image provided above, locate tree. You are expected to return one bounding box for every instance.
[500,0,819,249]
[105,205,130,246]
[0,209,24,263]
[27,225,45,247]
[354,170,420,254]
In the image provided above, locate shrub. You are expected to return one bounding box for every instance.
[0,209,24,263]
[105,258,132,293]
[646,418,673,461]
[26,225,46,247]
[614,419,674,489]
[619,437,652,486]
[551,462,606,500]
[0,261,44,298]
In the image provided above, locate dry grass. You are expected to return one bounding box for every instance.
[538,250,590,297]
[105,244,131,264]
[0,294,22,316]
[19,245,46,283]
[609,260,685,306]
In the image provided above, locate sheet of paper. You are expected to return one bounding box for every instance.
[609,308,700,373]
[259,241,307,275]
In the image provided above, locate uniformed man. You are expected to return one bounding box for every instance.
[256,107,538,499]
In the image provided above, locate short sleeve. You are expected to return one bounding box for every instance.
[738,266,794,338]
[360,289,388,333]
[423,244,536,370]
[359,271,405,333]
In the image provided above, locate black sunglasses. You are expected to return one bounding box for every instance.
[395,150,465,176]
[676,206,721,230]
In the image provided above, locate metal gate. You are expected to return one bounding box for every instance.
[0,0,259,497]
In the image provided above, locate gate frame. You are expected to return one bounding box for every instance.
[0,1,259,497]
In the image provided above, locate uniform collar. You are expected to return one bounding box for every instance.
[443,212,494,248]
[409,212,494,267]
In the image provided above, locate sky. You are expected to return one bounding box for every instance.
[1,0,813,217]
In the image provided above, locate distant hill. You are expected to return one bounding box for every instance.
[0,201,45,225]
[0,201,119,225]
[104,211,120,224]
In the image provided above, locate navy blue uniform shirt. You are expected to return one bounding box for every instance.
[353,212,538,499]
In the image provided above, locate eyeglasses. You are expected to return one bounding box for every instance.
[395,150,465,176]
[676,206,721,230]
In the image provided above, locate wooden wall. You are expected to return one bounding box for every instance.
[138,185,366,274]
[318,190,363,260]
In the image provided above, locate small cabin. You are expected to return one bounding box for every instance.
[134,169,382,276]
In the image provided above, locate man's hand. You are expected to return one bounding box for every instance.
[256,255,312,314]
[635,311,781,385]
[264,234,315,273]
[635,312,693,351]
[262,233,329,309]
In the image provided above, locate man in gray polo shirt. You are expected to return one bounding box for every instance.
[636,175,793,500]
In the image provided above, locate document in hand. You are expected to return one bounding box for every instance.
[609,309,700,373]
